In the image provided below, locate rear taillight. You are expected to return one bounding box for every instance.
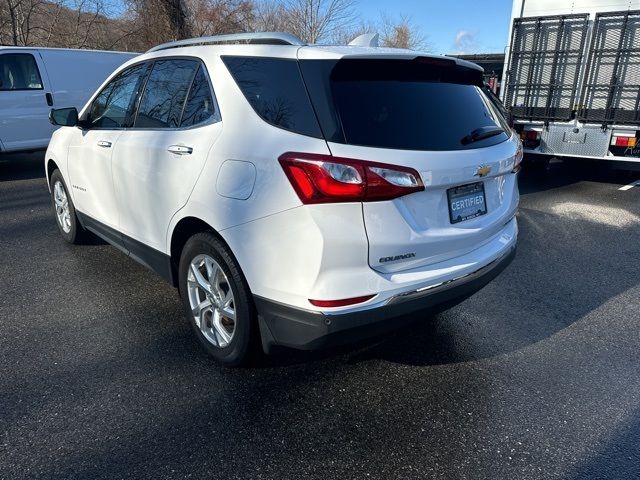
[512,140,523,173]
[279,152,424,204]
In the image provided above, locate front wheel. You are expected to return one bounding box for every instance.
[49,169,89,244]
[178,232,258,366]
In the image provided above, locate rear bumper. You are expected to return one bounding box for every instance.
[255,244,516,353]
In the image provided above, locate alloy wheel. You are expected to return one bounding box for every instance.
[187,254,236,348]
[53,180,71,233]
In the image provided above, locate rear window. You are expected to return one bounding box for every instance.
[301,58,510,151]
[222,56,322,138]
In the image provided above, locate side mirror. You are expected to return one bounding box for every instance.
[49,107,78,127]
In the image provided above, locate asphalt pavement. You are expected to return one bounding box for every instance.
[1,154,639,480]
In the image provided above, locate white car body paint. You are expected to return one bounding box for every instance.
[45,39,520,338]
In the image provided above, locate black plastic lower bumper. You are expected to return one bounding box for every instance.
[254,246,516,353]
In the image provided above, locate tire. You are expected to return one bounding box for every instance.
[178,232,258,366]
[49,169,89,244]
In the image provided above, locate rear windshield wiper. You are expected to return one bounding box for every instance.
[461,126,504,145]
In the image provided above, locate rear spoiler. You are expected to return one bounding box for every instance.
[329,56,484,86]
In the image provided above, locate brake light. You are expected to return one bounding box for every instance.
[279,152,424,204]
[309,294,376,308]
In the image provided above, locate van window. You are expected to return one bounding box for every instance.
[89,63,149,129]
[180,65,219,128]
[0,54,43,90]
[222,56,322,138]
[135,59,198,129]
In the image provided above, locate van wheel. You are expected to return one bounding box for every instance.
[178,232,258,366]
[49,169,89,244]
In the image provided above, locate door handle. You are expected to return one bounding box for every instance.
[45,92,53,106]
[97,140,112,148]
[167,145,193,155]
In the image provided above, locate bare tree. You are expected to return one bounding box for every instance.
[1,0,52,45]
[0,0,130,48]
[250,0,291,33]
[283,0,355,44]
[0,0,429,53]
[187,0,252,37]
[379,14,429,50]
[330,13,429,50]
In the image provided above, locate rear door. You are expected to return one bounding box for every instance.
[301,57,520,273]
[0,50,53,151]
[112,59,222,253]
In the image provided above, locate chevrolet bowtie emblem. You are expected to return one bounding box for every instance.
[475,165,492,177]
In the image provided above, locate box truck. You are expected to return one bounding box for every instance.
[501,0,640,165]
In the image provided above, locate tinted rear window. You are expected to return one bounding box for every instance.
[301,58,509,151]
[222,56,322,138]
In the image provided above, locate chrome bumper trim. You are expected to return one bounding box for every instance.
[384,244,516,306]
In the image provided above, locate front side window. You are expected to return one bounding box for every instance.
[89,63,149,129]
[135,59,199,128]
[0,54,43,91]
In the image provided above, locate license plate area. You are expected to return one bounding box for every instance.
[447,182,487,224]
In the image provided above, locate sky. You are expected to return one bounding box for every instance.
[357,0,514,54]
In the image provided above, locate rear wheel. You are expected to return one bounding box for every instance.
[49,169,89,244]
[178,232,258,366]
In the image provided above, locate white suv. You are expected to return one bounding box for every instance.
[46,33,521,365]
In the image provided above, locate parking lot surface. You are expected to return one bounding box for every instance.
[1,154,640,480]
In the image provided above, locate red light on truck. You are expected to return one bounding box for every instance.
[613,136,637,147]
[526,130,540,141]
[520,130,540,142]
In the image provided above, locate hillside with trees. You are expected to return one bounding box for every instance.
[0,0,428,51]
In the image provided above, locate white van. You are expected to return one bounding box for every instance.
[0,47,136,153]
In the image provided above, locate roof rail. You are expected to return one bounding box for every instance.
[147,32,305,53]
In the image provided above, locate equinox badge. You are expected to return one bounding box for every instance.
[380,253,416,263]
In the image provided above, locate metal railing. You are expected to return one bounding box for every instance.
[579,10,640,126]
[503,14,589,122]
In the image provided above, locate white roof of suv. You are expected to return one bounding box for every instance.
[142,32,483,72]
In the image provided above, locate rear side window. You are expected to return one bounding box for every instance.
[90,63,149,128]
[0,53,43,90]
[180,65,219,127]
[222,56,322,138]
[135,59,198,128]
[301,58,509,151]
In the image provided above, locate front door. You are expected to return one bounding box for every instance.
[66,62,150,237]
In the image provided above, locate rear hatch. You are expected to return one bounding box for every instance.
[299,55,520,273]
